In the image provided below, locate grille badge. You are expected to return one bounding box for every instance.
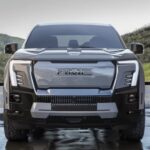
[57,68,92,76]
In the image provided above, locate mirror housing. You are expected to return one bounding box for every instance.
[130,43,144,54]
[5,43,18,54]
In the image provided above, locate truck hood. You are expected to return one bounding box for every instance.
[11,48,137,61]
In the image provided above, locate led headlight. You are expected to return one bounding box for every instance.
[114,60,139,89]
[9,60,32,88]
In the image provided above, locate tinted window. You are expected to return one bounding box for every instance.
[25,25,124,49]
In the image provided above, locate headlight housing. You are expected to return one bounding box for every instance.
[9,60,33,88]
[114,60,139,89]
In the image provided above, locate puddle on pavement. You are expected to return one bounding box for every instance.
[1,129,144,150]
[1,109,150,150]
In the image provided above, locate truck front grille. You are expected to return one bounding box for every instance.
[52,104,96,111]
[36,96,112,103]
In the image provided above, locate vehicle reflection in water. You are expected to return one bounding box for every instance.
[5,129,143,150]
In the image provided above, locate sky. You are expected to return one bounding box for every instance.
[0,0,150,39]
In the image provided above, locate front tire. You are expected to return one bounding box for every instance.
[120,109,145,141]
[4,110,29,141]
[32,128,45,139]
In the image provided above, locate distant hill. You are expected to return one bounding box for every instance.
[122,26,150,63]
[0,34,24,52]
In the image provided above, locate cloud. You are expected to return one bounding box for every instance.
[0,0,150,38]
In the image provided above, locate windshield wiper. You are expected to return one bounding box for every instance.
[79,46,96,48]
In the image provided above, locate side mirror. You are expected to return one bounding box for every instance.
[5,43,18,54]
[130,43,144,54]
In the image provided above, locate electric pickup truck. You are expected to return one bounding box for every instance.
[3,24,145,141]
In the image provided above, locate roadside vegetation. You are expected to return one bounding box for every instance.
[0,53,11,82]
[143,63,150,82]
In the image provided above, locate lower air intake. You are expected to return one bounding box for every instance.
[35,96,113,111]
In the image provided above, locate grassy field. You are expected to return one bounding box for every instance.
[143,63,150,82]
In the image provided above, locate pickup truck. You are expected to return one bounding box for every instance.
[3,24,145,141]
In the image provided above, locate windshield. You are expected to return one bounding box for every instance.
[25,25,125,49]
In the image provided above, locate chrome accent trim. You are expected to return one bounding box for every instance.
[9,60,31,87]
[29,63,36,92]
[18,82,23,85]
[31,103,51,118]
[31,102,118,119]
[112,62,119,91]
[97,103,117,111]
[16,74,23,78]
[35,89,113,96]
[118,60,139,86]
[16,79,23,82]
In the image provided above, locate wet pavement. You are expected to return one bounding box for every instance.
[0,109,149,150]
[0,86,150,150]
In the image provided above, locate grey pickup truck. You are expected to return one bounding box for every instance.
[3,24,145,141]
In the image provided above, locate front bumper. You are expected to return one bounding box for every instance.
[31,102,118,118]
[6,86,142,129]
